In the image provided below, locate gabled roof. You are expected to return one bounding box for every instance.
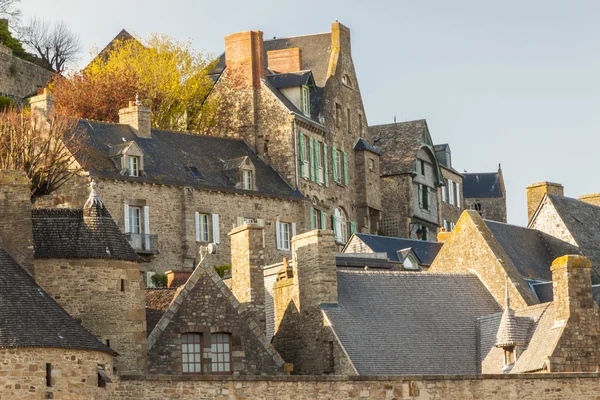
[353,138,383,155]
[323,270,501,375]
[94,29,141,64]
[463,172,504,198]
[32,204,140,262]
[266,70,315,89]
[0,248,114,354]
[345,233,443,265]
[545,194,600,283]
[484,220,579,281]
[69,120,302,200]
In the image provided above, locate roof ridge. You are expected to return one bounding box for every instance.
[368,119,426,128]
[265,31,330,42]
[337,269,477,277]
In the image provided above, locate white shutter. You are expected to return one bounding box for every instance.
[275,221,281,250]
[195,212,200,242]
[212,214,220,244]
[257,219,265,227]
[291,222,296,238]
[124,204,130,233]
[456,182,461,207]
[143,206,151,250]
[236,216,244,227]
[442,184,447,203]
[448,179,454,205]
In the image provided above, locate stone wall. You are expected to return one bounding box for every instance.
[34,258,147,374]
[0,45,52,102]
[526,182,563,224]
[464,196,507,223]
[379,175,412,237]
[529,197,577,245]
[438,166,463,230]
[108,373,600,399]
[0,347,113,400]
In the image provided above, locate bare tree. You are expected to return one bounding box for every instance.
[20,18,81,72]
[0,0,21,22]
[0,108,85,201]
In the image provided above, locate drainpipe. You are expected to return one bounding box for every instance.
[292,118,299,189]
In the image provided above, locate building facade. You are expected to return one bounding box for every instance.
[462,165,507,223]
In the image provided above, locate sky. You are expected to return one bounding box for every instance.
[17,0,600,225]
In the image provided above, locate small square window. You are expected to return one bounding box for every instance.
[368,159,375,171]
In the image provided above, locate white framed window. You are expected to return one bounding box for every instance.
[333,208,348,243]
[242,170,253,190]
[448,179,455,205]
[210,333,232,374]
[301,86,310,115]
[195,213,209,242]
[276,221,296,251]
[442,180,447,203]
[128,156,139,177]
[129,206,141,233]
[316,141,323,184]
[455,182,461,207]
[182,333,202,374]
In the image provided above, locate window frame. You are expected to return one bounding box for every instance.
[129,206,142,234]
[211,333,232,375]
[278,222,291,251]
[420,159,425,175]
[197,213,210,242]
[242,169,253,190]
[301,85,311,115]
[333,208,348,244]
[181,333,203,375]
[128,155,140,177]
[333,149,342,183]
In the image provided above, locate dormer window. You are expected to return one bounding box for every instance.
[242,170,253,190]
[187,166,202,178]
[128,156,139,177]
[301,85,310,116]
[503,346,516,366]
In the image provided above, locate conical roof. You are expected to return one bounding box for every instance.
[495,281,532,348]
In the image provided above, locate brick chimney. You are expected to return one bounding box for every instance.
[551,255,595,325]
[0,170,34,276]
[118,100,151,138]
[165,270,192,288]
[29,88,55,131]
[526,182,564,224]
[228,223,266,332]
[578,193,600,207]
[224,30,266,89]
[267,48,301,73]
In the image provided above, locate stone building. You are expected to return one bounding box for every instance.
[204,22,382,243]
[462,165,507,223]
[434,143,464,232]
[31,93,310,279]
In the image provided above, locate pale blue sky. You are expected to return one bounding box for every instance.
[19,0,600,225]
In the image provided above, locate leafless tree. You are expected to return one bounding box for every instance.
[0,0,21,22]
[20,18,81,72]
[0,108,85,201]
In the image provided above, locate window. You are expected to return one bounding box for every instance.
[97,365,112,388]
[301,86,310,115]
[299,132,309,179]
[129,206,141,234]
[120,279,125,292]
[211,333,232,374]
[442,179,447,203]
[448,179,455,205]
[187,166,202,178]
[335,103,342,127]
[418,184,430,211]
[333,148,341,183]
[455,181,461,207]
[420,160,425,175]
[242,170,253,190]
[276,221,295,251]
[196,213,209,242]
[46,363,52,387]
[368,158,375,171]
[421,226,429,241]
[333,208,348,243]
[182,333,202,374]
[310,207,323,230]
[358,113,363,133]
[503,346,516,366]
[315,141,323,184]
[128,156,139,177]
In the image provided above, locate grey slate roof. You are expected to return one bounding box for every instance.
[368,120,428,176]
[479,303,559,373]
[323,270,501,375]
[463,172,504,198]
[335,255,394,269]
[70,120,302,199]
[546,194,600,284]
[0,248,114,354]
[266,70,314,89]
[347,233,443,265]
[495,308,533,348]
[434,144,451,168]
[32,205,140,261]
[353,138,383,155]
[484,220,579,281]
[530,281,600,306]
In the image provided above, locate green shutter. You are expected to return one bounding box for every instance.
[418,184,423,208]
[343,151,349,186]
[349,221,356,235]
[310,207,316,230]
[299,132,306,178]
[309,137,315,181]
[320,210,326,230]
[332,146,338,183]
[324,145,329,187]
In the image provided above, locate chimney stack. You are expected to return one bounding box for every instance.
[118,100,151,138]
[578,193,600,207]
[551,255,595,325]
[165,270,192,288]
[526,182,564,224]
[267,48,301,73]
[29,88,55,131]
[224,30,266,89]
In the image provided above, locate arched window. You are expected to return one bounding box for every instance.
[181,333,202,374]
[333,207,348,244]
[211,333,232,374]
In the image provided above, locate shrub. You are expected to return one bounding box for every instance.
[150,273,168,288]
[213,264,231,278]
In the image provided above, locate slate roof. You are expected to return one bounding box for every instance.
[266,71,314,89]
[531,282,600,306]
[145,288,178,336]
[495,308,533,348]
[484,220,579,281]
[353,138,383,155]
[0,248,114,354]
[368,120,428,176]
[32,204,140,261]
[346,233,443,265]
[335,255,394,269]
[546,194,600,283]
[479,303,558,373]
[434,143,451,168]
[323,270,501,375]
[70,120,302,199]
[463,172,504,198]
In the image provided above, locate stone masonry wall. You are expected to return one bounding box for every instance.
[34,258,147,374]
[109,373,600,399]
[464,196,507,223]
[529,197,577,245]
[379,175,412,237]
[0,347,113,400]
[438,166,463,230]
[0,46,52,102]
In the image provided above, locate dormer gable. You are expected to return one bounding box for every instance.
[397,248,421,270]
[223,156,257,191]
[266,71,316,117]
[109,141,144,177]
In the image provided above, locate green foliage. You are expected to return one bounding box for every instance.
[0,96,13,110]
[150,273,168,288]
[213,264,231,278]
[0,21,32,62]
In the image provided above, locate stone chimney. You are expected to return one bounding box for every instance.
[526,182,564,224]
[224,30,266,89]
[228,223,266,332]
[29,88,55,131]
[165,270,192,288]
[437,227,451,243]
[0,170,34,276]
[551,255,595,325]
[267,48,301,73]
[118,100,151,138]
[578,193,600,207]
